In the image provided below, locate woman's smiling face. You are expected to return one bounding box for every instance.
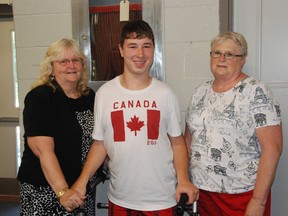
[210,39,246,79]
[52,48,83,86]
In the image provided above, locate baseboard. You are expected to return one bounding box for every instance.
[0,178,19,202]
[0,178,19,199]
[0,195,20,202]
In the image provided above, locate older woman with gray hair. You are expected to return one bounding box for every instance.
[17,38,96,215]
[185,32,283,216]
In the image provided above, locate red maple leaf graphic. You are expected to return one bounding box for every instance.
[126,115,144,136]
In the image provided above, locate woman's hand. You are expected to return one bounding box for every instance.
[59,188,86,212]
[245,198,266,216]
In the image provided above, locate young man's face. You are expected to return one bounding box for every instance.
[119,34,154,76]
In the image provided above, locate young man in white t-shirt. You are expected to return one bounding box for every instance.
[70,20,199,215]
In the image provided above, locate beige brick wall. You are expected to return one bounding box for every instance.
[164,0,219,127]
[13,0,220,149]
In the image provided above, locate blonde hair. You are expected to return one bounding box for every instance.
[31,38,90,95]
[211,32,248,56]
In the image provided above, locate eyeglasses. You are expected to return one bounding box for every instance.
[54,58,83,66]
[210,51,243,60]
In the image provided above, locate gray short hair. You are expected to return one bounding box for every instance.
[211,32,248,56]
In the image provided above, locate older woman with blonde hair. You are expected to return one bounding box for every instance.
[17,38,96,215]
[32,38,89,95]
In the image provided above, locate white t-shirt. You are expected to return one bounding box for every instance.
[186,76,281,194]
[93,76,182,210]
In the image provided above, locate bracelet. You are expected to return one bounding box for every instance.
[252,197,266,207]
[57,187,68,201]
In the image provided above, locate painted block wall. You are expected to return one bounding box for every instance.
[164,0,218,127]
[13,0,219,139]
[13,0,73,148]
[12,1,219,215]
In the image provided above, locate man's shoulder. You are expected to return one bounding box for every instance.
[95,77,118,98]
[99,77,117,89]
[152,78,171,90]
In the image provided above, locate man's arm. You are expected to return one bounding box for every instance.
[71,139,107,195]
[170,135,199,204]
[184,125,192,157]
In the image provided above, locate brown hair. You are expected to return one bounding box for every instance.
[119,20,155,48]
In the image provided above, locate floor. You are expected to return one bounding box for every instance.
[0,201,19,216]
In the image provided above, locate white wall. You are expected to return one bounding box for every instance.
[12,0,287,215]
[13,0,73,153]
[13,0,73,105]
[0,20,19,177]
[12,1,219,215]
[12,0,220,156]
[233,0,288,215]
[164,0,217,124]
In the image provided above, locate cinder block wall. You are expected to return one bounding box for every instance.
[164,0,218,126]
[13,0,73,152]
[13,0,220,151]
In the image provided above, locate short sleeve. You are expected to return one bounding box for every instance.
[249,83,282,128]
[23,88,54,137]
[166,89,182,137]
